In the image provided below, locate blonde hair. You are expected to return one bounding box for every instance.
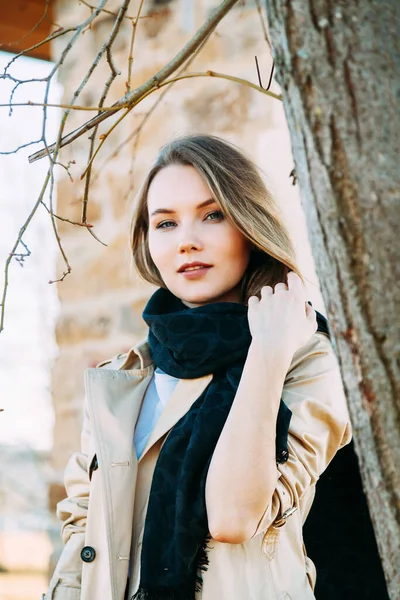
[130,134,303,302]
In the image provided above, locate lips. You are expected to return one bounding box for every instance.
[178,262,212,273]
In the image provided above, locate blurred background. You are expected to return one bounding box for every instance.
[0,1,326,598]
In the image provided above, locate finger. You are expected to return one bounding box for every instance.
[247,295,259,307]
[260,285,273,298]
[273,282,288,293]
[287,271,306,299]
[305,302,316,321]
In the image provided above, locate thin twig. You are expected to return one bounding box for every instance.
[2,26,81,74]
[41,201,93,228]
[126,0,146,93]
[49,268,71,285]
[80,107,132,179]
[0,171,51,333]
[255,57,275,91]
[55,159,76,182]
[81,0,131,241]
[79,0,152,22]
[40,0,125,254]
[164,70,281,99]
[0,101,123,111]
[255,0,272,49]
[11,240,31,267]
[0,140,43,156]
[0,73,48,84]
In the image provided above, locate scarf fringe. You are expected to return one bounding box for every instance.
[132,535,213,600]
[194,533,211,593]
[131,587,194,600]
[131,590,182,600]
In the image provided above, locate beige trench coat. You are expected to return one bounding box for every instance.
[44,331,351,600]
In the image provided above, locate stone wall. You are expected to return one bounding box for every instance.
[49,0,323,569]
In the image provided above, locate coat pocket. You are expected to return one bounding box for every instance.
[44,576,81,600]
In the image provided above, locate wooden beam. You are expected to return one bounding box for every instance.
[0,0,54,62]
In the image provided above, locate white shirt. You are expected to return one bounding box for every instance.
[133,367,179,459]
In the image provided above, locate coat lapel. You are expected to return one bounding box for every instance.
[138,374,213,463]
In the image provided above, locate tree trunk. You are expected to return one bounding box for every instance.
[263,0,400,597]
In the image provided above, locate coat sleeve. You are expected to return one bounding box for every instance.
[44,398,91,599]
[252,331,352,536]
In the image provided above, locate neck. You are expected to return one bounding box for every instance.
[180,285,243,308]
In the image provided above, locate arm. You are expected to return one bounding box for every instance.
[206,331,351,543]
[205,340,287,542]
[205,273,352,543]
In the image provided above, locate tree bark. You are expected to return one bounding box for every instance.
[263,0,400,596]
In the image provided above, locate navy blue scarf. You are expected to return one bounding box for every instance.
[133,288,326,600]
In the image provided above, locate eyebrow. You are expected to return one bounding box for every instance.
[150,198,217,217]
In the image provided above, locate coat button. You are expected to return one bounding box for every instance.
[81,546,96,563]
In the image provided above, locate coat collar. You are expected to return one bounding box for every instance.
[90,336,213,463]
[117,338,153,371]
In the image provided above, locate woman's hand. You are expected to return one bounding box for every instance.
[247,271,318,362]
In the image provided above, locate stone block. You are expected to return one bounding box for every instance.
[117,297,149,335]
[183,81,250,131]
[142,7,172,38]
[56,232,133,303]
[56,311,113,346]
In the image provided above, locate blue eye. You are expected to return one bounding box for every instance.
[156,220,176,229]
[205,210,224,221]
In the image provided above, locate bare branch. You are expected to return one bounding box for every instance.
[11,240,31,267]
[28,0,241,164]
[41,201,93,228]
[126,0,146,93]
[0,101,123,111]
[81,0,132,236]
[79,0,152,22]
[2,26,81,74]
[0,140,43,156]
[162,70,281,100]
[255,0,272,49]
[0,171,51,333]
[48,268,71,285]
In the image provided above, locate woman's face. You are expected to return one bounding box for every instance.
[147,164,251,307]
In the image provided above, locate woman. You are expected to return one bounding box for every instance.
[45,135,351,600]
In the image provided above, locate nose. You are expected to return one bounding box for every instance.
[178,239,201,253]
[177,221,203,253]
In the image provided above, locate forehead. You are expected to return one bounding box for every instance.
[147,164,213,210]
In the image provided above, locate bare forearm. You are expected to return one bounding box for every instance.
[205,342,291,542]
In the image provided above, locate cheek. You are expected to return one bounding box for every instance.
[147,233,164,268]
[221,230,251,268]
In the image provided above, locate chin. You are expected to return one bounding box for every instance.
[180,293,216,306]
[174,285,239,306]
